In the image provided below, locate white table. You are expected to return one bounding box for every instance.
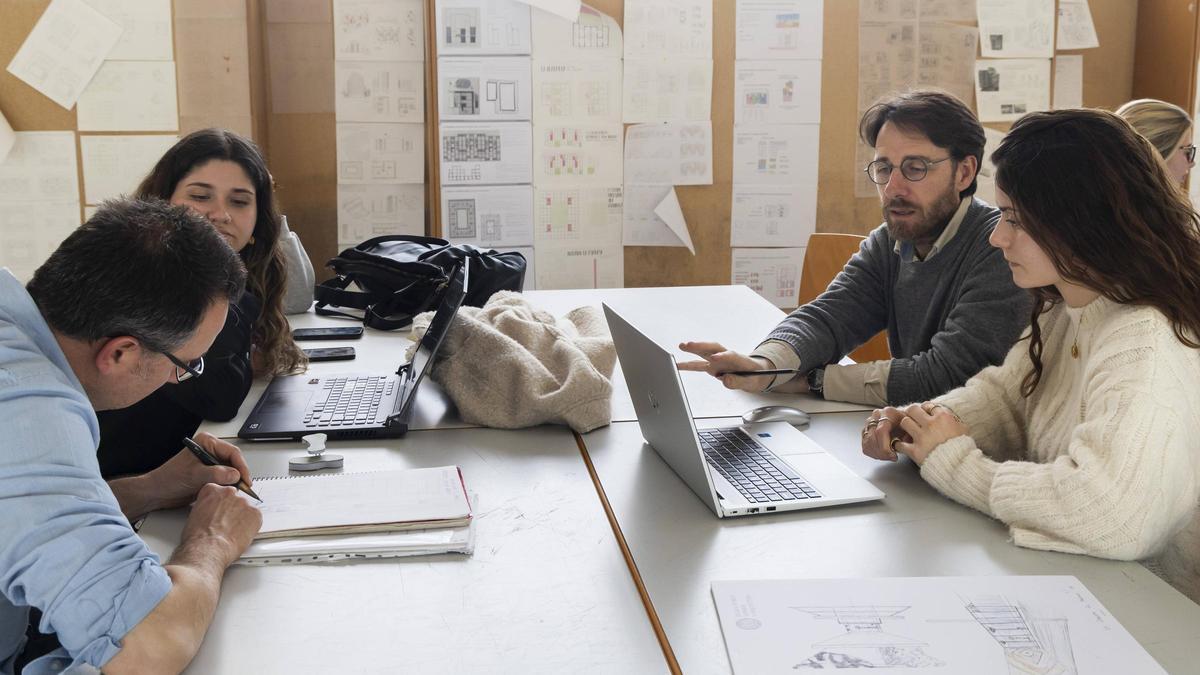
[150,427,669,674]
[205,286,869,439]
[578,412,1200,674]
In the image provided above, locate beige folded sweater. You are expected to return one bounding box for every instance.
[409,291,616,433]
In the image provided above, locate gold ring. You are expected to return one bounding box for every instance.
[890,437,901,452]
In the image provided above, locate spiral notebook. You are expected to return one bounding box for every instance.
[250,466,472,538]
[139,466,473,564]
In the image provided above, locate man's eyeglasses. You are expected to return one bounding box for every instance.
[162,351,205,382]
[864,156,952,185]
[1182,145,1197,163]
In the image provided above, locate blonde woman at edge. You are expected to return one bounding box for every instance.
[862,109,1200,603]
[1117,98,1195,184]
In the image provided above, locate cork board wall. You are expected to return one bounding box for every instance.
[1,0,1140,287]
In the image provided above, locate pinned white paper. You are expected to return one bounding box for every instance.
[652,187,694,254]
[1052,55,1083,109]
[6,0,123,109]
[0,110,14,163]
[1057,0,1099,51]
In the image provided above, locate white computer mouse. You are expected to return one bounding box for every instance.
[741,405,811,427]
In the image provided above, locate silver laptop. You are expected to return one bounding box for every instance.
[603,304,884,518]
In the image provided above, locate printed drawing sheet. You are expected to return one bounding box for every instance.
[335,61,424,123]
[623,58,713,123]
[733,60,821,126]
[623,122,711,250]
[975,58,1051,123]
[712,576,1165,675]
[533,124,623,186]
[1057,0,1099,51]
[534,186,623,289]
[624,0,711,59]
[977,0,1055,58]
[435,0,532,56]
[438,56,533,121]
[731,187,813,248]
[731,247,803,309]
[83,0,174,61]
[732,125,819,189]
[624,122,712,186]
[336,122,424,184]
[336,183,424,244]
[80,134,178,204]
[441,184,534,248]
[1053,55,1083,109]
[76,61,179,131]
[6,0,123,109]
[735,1,824,61]
[333,0,425,61]
[531,59,622,125]
[440,121,533,186]
[530,3,622,59]
[0,132,81,282]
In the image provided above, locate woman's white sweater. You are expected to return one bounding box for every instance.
[924,296,1200,602]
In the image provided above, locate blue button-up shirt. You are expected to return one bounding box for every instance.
[0,270,171,674]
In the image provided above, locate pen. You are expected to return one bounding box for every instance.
[725,368,805,377]
[182,437,263,502]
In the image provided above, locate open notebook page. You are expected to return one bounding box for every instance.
[253,466,471,538]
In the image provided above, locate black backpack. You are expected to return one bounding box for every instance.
[313,235,527,330]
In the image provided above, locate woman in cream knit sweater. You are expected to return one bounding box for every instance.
[861,108,1200,603]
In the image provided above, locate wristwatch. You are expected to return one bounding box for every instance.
[806,367,825,398]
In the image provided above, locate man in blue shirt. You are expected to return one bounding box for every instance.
[0,199,262,674]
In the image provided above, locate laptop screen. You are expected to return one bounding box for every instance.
[396,259,468,417]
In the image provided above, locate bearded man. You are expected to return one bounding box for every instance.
[680,90,1031,406]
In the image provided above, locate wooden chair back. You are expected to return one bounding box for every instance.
[798,234,891,364]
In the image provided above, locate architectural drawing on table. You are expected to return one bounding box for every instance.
[789,605,944,669]
[444,8,479,47]
[447,198,477,238]
[447,77,480,115]
[537,191,581,238]
[966,596,1077,675]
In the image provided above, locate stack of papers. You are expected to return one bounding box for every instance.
[140,466,475,565]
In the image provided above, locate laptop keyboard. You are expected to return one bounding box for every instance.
[697,428,821,503]
[303,376,396,428]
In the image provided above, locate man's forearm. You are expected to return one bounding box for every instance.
[108,474,161,522]
[103,538,236,674]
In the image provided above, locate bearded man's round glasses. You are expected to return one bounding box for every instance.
[864,156,952,185]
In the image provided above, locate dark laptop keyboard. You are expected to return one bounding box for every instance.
[303,376,396,428]
[697,428,821,503]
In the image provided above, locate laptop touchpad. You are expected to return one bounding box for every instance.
[261,390,310,413]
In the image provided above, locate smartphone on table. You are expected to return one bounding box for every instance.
[302,346,357,362]
[292,326,363,341]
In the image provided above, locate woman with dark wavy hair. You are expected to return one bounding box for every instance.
[860,109,1200,602]
[96,128,307,479]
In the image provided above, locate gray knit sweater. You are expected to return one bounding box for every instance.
[763,198,1031,404]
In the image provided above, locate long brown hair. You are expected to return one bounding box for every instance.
[137,128,306,375]
[991,109,1200,396]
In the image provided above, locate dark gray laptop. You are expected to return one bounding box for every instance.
[238,262,467,441]
[603,304,884,517]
